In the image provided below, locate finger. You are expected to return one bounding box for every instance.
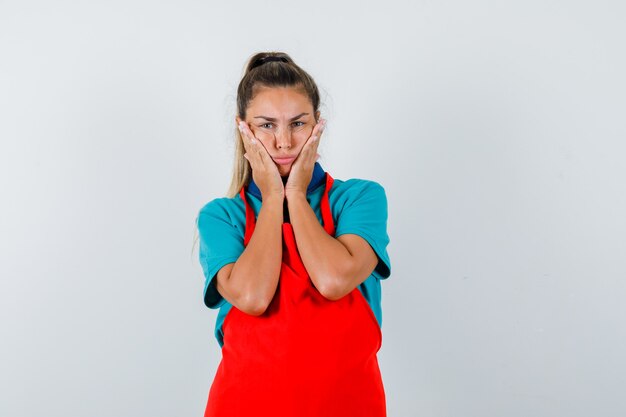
[319,117,327,131]
[294,139,319,169]
[240,123,270,166]
[307,119,326,151]
[240,122,275,158]
[305,118,325,144]
[308,118,326,142]
[238,124,253,156]
[304,124,323,155]
[238,121,257,146]
[239,122,277,171]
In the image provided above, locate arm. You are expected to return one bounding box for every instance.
[214,195,283,315]
[287,194,378,300]
[283,117,378,300]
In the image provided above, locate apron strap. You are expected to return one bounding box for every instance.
[320,173,335,236]
[239,186,256,247]
[239,172,336,247]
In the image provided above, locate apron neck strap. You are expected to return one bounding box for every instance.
[320,173,335,236]
[239,186,256,247]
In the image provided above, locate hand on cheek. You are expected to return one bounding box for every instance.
[238,121,285,200]
[285,118,326,199]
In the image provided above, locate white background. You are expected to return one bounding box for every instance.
[1,1,625,416]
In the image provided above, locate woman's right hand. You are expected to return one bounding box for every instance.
[238,121,284,200]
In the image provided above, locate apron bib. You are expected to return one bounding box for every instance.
[205,173,386,417]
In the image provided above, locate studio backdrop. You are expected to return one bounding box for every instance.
[1,1,625,416]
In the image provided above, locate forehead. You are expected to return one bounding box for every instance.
[248,86,313,115]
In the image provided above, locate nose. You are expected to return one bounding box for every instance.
[274,126,292,150]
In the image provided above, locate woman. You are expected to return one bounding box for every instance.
[195,51,391,417]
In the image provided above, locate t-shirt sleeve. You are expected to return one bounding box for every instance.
[334,181,391,279]
[196,199,245,309]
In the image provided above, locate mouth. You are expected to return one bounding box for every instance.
[272,156,296,165]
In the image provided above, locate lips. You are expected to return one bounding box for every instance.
[272,156,296,165]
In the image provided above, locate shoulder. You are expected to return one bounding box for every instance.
[329,177,388,207]
[333,177,385,190]
[196,196,245,227]
[198,196,242,214]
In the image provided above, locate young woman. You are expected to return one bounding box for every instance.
[195,51,392,417]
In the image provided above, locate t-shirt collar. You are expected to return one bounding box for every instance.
[247,162,326,200]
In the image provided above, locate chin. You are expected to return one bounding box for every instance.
[276,165,292,177]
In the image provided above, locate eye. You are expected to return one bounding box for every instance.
[261,122,273,129]
[292,121,304,127]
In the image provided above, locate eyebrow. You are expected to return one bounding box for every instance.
[253,112,309,122]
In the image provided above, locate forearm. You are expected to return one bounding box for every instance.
[229,196,283,312]
[287,193,356,300]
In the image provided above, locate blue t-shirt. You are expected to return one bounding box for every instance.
[196,163,391,348]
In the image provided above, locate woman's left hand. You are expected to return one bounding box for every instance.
[285,118,327,199]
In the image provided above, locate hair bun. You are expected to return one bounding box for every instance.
[250,55,289,70]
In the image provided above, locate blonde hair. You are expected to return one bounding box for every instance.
[226,124,252,198]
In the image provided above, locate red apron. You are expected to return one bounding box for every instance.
[204,173,386,417]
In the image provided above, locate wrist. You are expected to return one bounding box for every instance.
[262,194,285,205]
[259,186,285,200]
[285,190,309,204]
[258,194,284,223]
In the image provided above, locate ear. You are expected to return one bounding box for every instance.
[235,116,242,126]
[315,111,321,122]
